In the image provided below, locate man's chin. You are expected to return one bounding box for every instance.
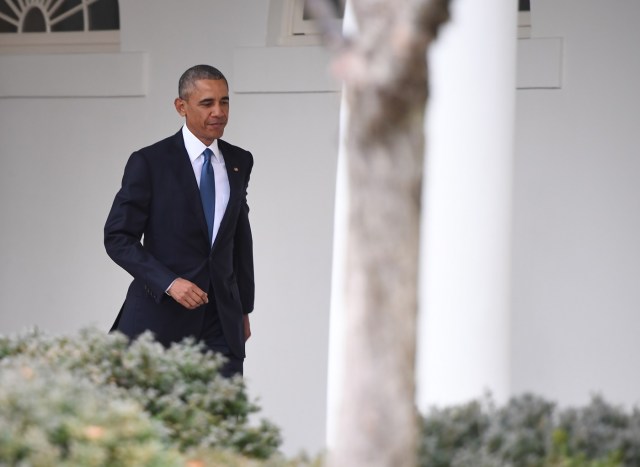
[208,129,224,140]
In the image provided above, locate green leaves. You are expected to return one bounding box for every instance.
[0,364,181,466]
[419,394,640,467]
[0,327,281,465]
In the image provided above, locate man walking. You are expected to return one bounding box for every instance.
[105,65,254,377]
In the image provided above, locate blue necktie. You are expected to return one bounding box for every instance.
[200,148,215,244]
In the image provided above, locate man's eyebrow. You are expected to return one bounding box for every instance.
[197,97,229,105]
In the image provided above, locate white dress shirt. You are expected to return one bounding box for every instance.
[181,125,230,245]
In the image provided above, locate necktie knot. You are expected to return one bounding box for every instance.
[203,147,213,164]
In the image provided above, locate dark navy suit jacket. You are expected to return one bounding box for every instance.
[104,130,254,358]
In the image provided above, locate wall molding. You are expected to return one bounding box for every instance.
[233,46,340,94]
[235,38,563,95]
[0,52,147,98]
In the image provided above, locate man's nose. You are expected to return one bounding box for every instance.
[210,104,223,116]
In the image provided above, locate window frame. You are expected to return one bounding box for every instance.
[0,0,119,54]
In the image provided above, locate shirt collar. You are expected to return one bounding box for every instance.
[182,125,221,163]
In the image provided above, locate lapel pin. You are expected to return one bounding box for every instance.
[233,167,239,172]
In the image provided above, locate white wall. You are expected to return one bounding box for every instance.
[0,0,338,456]
[511,0,640,406]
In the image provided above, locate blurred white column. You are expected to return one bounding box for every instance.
[326,0,355,450]
[416,0,518,408]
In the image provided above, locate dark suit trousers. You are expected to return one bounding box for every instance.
[201,298,244,378]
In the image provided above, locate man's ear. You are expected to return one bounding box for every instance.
[174,97,186,117]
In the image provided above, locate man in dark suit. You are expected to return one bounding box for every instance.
[104,64,254,377]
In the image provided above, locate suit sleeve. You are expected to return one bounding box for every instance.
[104,152,177,300]
[233,152,255,314]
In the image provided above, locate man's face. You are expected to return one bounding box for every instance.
[174,79,229,146]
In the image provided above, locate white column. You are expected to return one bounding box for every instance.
[416,0,518,408]
[326,1,355,450]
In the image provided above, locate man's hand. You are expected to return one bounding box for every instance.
[243,314,251,342]
[167,278,208,309]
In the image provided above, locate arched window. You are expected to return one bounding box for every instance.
[0,0,119,53]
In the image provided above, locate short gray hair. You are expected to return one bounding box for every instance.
[178,65,227,99]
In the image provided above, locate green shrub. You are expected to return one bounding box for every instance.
[483,394,556,466]
[0,327,281,461]
[419,394,640,467]
[419,398,491,466]
[0,362,182,466]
